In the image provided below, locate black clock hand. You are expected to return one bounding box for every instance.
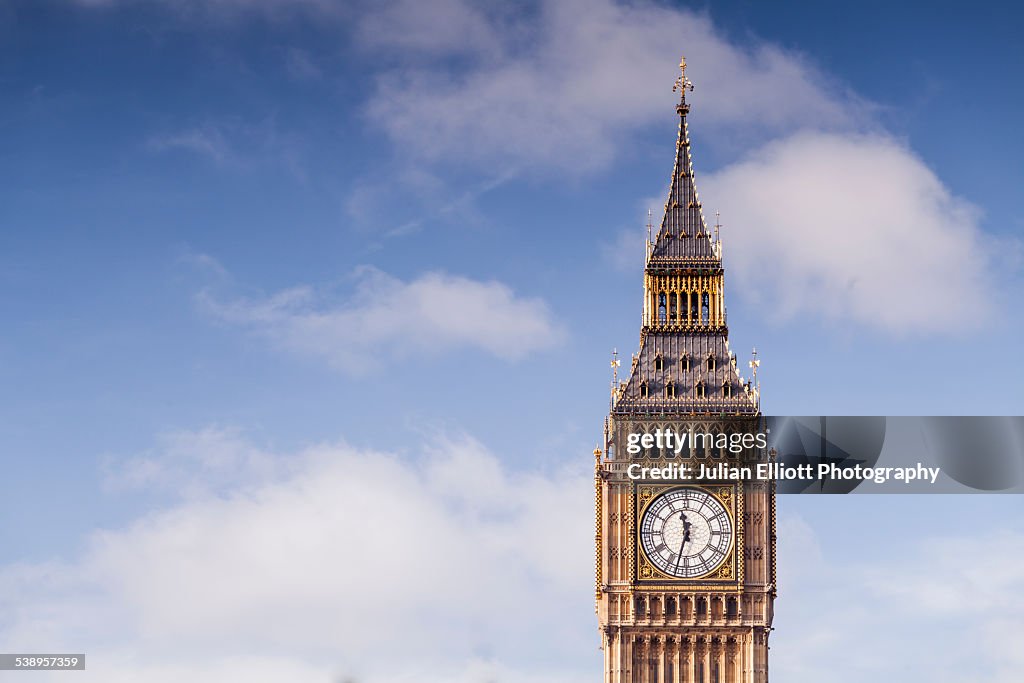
[673,512,692,573]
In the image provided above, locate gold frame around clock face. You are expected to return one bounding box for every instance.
[635,484,740,584]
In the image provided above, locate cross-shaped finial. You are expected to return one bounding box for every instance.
[673,55,694,93]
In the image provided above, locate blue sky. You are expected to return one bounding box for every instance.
[1,1,1023,681]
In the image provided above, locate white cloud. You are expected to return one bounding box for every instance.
[4,428,1023,682]
[1,429,596,682]
[200,266,566,373]
[701,131,993,333]
[88,0,1010,333]
[360,0,867,173]
[774,510,1024,683]
[355,0,1008,335]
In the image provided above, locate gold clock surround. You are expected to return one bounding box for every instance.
[633,483,744,588]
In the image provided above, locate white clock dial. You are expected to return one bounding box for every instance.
[639,488,733,579]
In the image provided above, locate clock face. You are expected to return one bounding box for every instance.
[639,488,733,579]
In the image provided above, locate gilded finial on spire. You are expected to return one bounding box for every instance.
[673,55,694,93]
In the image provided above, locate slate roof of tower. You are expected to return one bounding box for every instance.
[647,97,719,268]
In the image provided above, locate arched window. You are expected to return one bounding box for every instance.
[701,292,710,324]
[640,381,649,398]
[666,596,677,616]
[654,354,664,371]
[726,597,738,618]
[665,381,676,398]
[707,353,716,372]
[695,381,706,399]
[723,380,732,398]
[680,354,690,372]
[658,293,667,322]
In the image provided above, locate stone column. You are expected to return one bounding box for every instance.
[623,634,633,683]
[643,636,651,683]
[702,636,711,683]
[680,636,688,683]
[688,636,698,683]
[716,282,722,326]
[604,632,611,683]
[726,637,736,683]
[670,637,679,683]
[716,638,724,683]
[664,636,672,683]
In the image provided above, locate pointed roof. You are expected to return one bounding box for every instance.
[648,60,719,268]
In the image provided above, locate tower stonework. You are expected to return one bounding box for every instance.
[595,59,776,683]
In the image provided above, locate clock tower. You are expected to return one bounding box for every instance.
[595,58,776,683]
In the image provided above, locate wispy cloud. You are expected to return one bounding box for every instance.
[148,125,232,163]
[344,167,517,238]
[103,426,287,497]
[199,265,566,373]
[146,117,308,180]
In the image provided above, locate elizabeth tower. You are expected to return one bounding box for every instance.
[595,59,776,683]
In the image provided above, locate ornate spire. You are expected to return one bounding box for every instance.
[614,57,757,416]
[648,55,716,267]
